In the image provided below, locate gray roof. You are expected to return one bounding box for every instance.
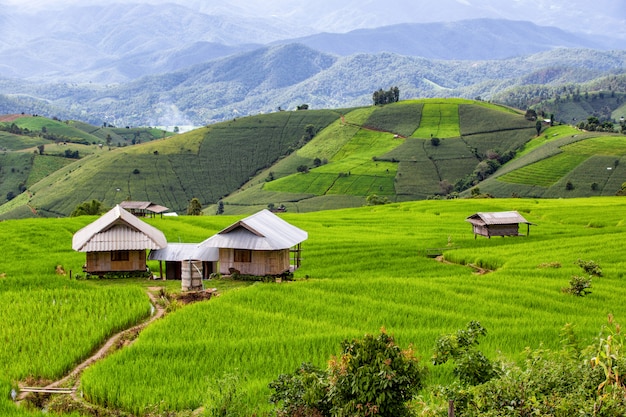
[199,209,307,250]
[120,201,169,214]
[466,211,530,226]
[72,205,167,252]
[148,243,218,262]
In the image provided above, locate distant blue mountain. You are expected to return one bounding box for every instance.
[273,19,622,60]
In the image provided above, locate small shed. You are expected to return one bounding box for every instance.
[198,209,307,276]
[148,243,219,280]
[120,201,169,218]
[466,211,532,239]
[72,205,167,275]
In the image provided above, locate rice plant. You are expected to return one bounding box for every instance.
[5,198,626,415]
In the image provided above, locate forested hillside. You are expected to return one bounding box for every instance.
[1,46,625,127]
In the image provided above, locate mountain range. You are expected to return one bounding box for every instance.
[0,3,625,126]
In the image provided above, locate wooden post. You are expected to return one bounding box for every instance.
[448,400,455,417]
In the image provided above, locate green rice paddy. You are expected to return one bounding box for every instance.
[3,197,626,415]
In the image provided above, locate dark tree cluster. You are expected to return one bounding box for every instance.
[372,87,400,105]
[64,149,80,159]
[454,148,516,193]
[577,116,616,132]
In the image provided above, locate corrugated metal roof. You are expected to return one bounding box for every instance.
[120,201,152,210]
[72,205,167,252]
[466,211,530,226]
[148,243,218,261]
[199,209,307,250]
[120,201,169,214]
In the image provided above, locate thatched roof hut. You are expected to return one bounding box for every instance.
[466,211,532,239]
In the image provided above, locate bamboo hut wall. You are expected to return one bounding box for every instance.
[219,248,290,276]
[85,250,147,273]
[487,224,520,237]
[474,224,520,238]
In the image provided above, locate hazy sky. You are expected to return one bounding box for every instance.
[1,0,625,38]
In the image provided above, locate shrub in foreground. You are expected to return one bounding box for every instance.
[269,329,425,417]
[424,317,626,417]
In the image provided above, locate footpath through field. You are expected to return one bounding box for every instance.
[16,288,167,403]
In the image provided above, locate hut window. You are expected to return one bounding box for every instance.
[234,249,252,263]
[111,251,129,261]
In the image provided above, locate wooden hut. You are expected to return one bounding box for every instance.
[198,209,307,276]
[120,201,169,218]
[466,211,532,239]
[148,243,219,281]
[72,205,167,275]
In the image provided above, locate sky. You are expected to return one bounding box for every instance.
[1,0,625,39]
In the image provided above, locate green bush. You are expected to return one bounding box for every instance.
[437,318,626,417]
[563,275,592,296]
[432,321,498,386]
[269,330,425,417]
[576,259,603,277]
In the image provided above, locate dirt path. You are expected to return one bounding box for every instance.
[435,255,493,275]
[0,114,26,122]
[17,288,166,402]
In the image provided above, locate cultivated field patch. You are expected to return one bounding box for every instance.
[499,152,588,186]
[363,101,423,137]
[499,135,626,188]
[411,103,460,138]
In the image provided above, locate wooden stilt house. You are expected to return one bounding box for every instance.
[466,211,532,239]
[198,209,307,276]
[72,205,167,275]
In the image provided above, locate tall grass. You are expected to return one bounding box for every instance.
[1,278,151,380]
[77,198,626,415]
[0,217,153,391]
[7,198,626,415]
[563,135,626,155]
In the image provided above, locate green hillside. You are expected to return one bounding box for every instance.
[0,110,341,218]
[477,125,626,198]
[537,91,626,125]
[0,116,177,216]
[2,98,626,219]
[226,99,536,211]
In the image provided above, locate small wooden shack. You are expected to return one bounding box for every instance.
[148,243,219,281]
[198,209,307,276]
[466,211,532,239]
[72,205,167,275]
[120,201,169,218]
